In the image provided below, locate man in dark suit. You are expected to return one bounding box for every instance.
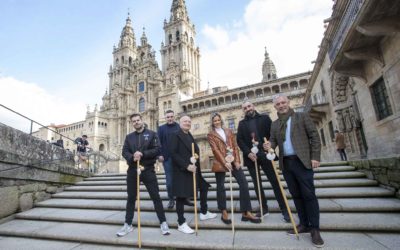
[116,113,170,237]
[170,115,217,234]
[236,100,289,222]
[263,94,324,248]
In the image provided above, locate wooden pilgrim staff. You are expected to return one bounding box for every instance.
[136,160,145,248]
[191,143,199,235]
[251,133,264,222]
[263,137,299,240]
[225,147,235,234]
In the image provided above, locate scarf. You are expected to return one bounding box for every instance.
[277,108,294,142]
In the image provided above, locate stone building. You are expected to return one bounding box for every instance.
[34,0,312,172]
[304,0,400,162]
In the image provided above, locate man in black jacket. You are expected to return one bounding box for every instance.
[237,101,289,222]
[170,115,217,234]
[116,113,170,237]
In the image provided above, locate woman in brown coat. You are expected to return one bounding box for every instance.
[207,113,260,224]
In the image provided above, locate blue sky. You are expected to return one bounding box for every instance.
[0,0,332,131]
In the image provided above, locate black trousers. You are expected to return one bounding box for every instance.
[282,156,320,229]
[125,167,166,225]
[176,182,209,225]
[337,149,347,161]
[246,157,286,212]
[215,166,252,212]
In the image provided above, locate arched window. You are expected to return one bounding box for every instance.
[139,98,145,112]
[147,70,151,77]
[169,34,173,44]
[99,144,105,151]
[176,31,180,41]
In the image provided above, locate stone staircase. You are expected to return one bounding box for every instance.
[1,162,400,249]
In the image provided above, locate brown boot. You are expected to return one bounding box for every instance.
[241,211,261,224]
[221,210,231,225]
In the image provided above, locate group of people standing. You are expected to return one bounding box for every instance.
[116,93,324,248]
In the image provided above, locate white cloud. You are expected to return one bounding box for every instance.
[200,0,332,89]
[0,76,87,133]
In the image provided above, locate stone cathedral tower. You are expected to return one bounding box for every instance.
[262,47,277,82]
[158,0,201,123]
[100,14,162,154]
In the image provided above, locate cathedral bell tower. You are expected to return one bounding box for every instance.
[159,0,200,120]
[262,47,277,82]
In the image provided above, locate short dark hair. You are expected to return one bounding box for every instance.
[334,130,339,133]
[165,109,174,115]
[130,113,142,120]
[82,135,88,138]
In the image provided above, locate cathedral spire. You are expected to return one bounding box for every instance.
[262,46,277,82]
[119,12,136,48]
[170,0,189,22]
[141,27,148,46]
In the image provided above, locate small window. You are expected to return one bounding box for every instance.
[370,78,392,121]
[320,128,326,146]
[138,81,145,92]
[139,97,145,112]
[228,118,235,130]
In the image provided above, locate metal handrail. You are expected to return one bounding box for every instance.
[0,103,75,143]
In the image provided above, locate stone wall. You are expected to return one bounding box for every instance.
[0,123,89,219]
[348,156,400,198]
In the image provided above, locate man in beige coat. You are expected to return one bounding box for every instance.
[263,94,324,248]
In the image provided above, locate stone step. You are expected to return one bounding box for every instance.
[53,187,395,200]
[0,219,398,249]
[66,178,378,192]
[14,207,400,232]
[0,236,136,250]
[36,197,400,213]
[80,171,366,184]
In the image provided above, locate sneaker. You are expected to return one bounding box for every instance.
[282,210,290,223]
[287,224,311,235]
[167,199,175,209]
[178,222,195,234]
[160,221,170,235]
[116,223,133,237]
[311,229,325,248]
[199,211,217,221]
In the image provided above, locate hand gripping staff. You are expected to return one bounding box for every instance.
[190,143,199,235]
[225,147,235,235]
[251,133,263,222]
[136,160,145,248]
[263,137,299,240]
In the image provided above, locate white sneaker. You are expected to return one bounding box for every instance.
[160,221,170,235]
[116,223,133,237]
[177,222,194,234]
[199,211,217,221]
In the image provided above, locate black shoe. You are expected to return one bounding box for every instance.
[167,199,175,209]
[221,210,232,225]
[287,224,311,235]
[282,210,290,223]
[241,212,261,224]
[311,229,324,248]
[183,198,194,206]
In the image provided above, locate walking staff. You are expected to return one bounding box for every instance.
[136,161,145,247]
[251,134,264,222]
[191,143,199,235]
[225,147,235,234]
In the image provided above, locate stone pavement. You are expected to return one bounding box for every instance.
[0,162,399,249]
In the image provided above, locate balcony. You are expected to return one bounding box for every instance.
[305,93,330,124]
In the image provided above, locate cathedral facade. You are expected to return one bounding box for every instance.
[35,0,311,172]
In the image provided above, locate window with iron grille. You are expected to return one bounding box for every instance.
[370,78,392,121]
[320,128,326,146]
[139,98,145,112]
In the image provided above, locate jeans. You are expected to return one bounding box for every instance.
[163,158,174,200]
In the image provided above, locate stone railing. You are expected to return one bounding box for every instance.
[0,123,89,219]
[348,155,400,198]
